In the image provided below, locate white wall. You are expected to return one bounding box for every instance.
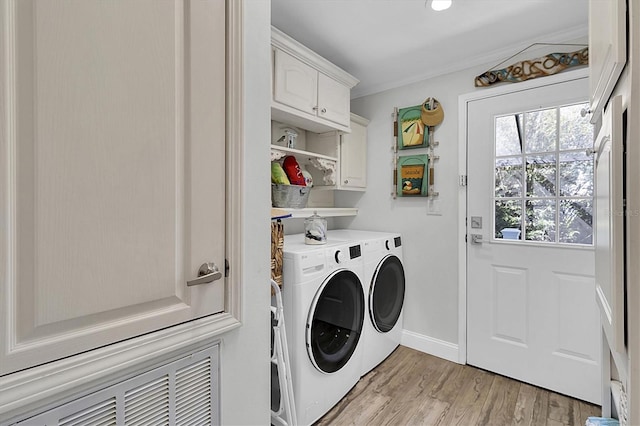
[219,1,271,424]
[336,45,588,348]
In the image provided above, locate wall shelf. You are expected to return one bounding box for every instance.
[270,145,337,163]
[276,207,358,218]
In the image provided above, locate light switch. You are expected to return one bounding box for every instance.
[427,198,441,216]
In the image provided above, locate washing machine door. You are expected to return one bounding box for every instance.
[370,254,405,333]
[306,269,364,374]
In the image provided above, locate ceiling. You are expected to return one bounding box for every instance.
[271,0,589,98]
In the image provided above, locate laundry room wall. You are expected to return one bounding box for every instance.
[335,39,588,359]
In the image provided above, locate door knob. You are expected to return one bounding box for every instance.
[187,262,222,286]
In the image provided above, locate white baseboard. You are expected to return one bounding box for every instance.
[400,329,461,364]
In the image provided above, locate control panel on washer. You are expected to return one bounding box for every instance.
[330,244,361,265]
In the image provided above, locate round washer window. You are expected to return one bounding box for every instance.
[370,255,405,333]
[307,270,364,374]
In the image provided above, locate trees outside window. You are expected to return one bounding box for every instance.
[494,102,594,245]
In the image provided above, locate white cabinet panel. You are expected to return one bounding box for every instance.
[273,49,318,117]
[340,114,369,189]
[317,73,350,127]
[0,0,226,375]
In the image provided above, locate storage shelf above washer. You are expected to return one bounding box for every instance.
[277,207,358,218]
[271,145,339,186]
[270,145,338,163]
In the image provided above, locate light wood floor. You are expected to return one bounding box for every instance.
[315,345,601,426]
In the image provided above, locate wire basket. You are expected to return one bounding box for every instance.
[271,184,310,208]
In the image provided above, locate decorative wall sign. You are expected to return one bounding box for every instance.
[397,154,429,197]
[397,104,429,149]
[475,46,588,87]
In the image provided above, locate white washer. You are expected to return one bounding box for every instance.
[282,234,365,426]
[327,230,405,376]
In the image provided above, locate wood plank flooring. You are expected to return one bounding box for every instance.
[314,346,601,426]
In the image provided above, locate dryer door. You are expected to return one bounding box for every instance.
[370,255,405,333]
[306,270,364,374]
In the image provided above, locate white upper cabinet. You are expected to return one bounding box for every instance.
[0,0,227,376]
[271,26,359,133]
[306,113,369,191]
[589,0,626,123]
[339,114,369,189]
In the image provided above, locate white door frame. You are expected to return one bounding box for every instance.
[456,67,590,364]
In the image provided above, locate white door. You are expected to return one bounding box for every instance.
[466,76,602,404]
[0,0,226,375]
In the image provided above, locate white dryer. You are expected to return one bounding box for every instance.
[282,234,365,426]
[327,230,405,376]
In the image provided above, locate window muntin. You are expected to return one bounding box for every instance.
[494,102,594,245]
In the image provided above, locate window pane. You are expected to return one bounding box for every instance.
[525,199,556,242]
[496,114,523,156]
[526,155,556,197]
[495,200,522,239]
[495,157,523,197]
[525,108,557,153]
[559,151,593,197]
[560,103,593,150]
[559,199,593,244]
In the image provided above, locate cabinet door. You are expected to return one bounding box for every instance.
[0,0,226,375]
[317,73,350,127]
[273,49,318,116]
[595,95,625,355]
[589,0,626,122]
[340,118,368,189]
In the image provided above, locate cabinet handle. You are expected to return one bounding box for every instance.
[312,106,318,111]
[344,179,349,184]
[187,262,222,286]
[321,107,327,113]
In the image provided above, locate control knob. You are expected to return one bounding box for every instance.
[334,250,346,264]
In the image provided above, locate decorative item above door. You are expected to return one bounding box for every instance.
[474,44,588,87]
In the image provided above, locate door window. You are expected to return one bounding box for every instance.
[494,102,594,244]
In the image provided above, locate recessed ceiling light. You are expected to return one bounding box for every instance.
[431,0,452,11]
